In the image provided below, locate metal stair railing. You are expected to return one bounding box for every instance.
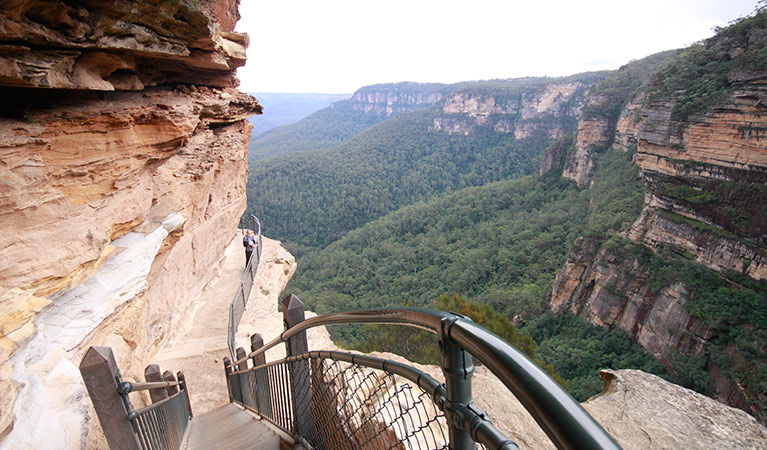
[79,347,193,450]
[227,214,262,360]
[226,295,623,450]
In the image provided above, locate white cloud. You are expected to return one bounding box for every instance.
[235,0,758,93]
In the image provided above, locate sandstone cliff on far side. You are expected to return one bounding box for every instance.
[550,8,767,424]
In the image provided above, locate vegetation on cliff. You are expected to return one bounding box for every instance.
[580,51,675,122]
[523,312,668,401]
[601,236,767,418]
[646,5,767,120]
[653,166,767,246]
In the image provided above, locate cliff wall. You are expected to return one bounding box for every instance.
[550,12,767,422]
[0,1,260,446]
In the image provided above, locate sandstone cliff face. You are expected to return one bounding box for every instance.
[561,90,645,186]
[550,240,713,369]
[0,0,248,90]
[560,49,675,186]
[562,93,614,186]
[432,80,590,138]
[0,1,260,446]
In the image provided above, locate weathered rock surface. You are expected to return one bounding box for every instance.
[0,1,260,446]
[613,93,644,152]
[562,93,614,186]
[630,206,767,280]
[0,0,247,90]
[584,370,767,449]
[0,85,258,448]
[550,241,713,370]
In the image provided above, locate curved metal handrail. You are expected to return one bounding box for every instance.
[234,307,621,450]
[232,349,517,450]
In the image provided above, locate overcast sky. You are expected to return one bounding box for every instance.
[235,0,759,94]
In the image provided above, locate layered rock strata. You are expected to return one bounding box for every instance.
[0,0,260,446]
[561,93,614,185]
[551,65,767,419]
[432,80,591,138]
[0,0,248,91]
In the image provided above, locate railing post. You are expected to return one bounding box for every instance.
[282,294,314,439]
[144,364,167,403]
[236,347,251,407]
[163,370,179,395]
[251,333,272,418]
[441,318,477,450]
[236,347,248,371]
[177,371,193,418]
[250,334,265,367]
[79,346,140,450]
[224,356,242,403]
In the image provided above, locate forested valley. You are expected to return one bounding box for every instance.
[244,68,675,401]
[245,10,767,415]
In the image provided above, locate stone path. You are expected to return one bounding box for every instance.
[152,233,301,415]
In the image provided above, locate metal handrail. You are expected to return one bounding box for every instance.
[233,307,621,450]
[127,387,191,450]
[227,214,262,360]
[232,349,517,450]
[118,380,183,393]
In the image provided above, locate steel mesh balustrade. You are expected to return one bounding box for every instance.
[230,354,449,450]
[114,376,192,450]
[129,392,190,450]
[230,306,622,450]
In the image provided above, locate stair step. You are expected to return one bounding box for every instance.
[183,403,281,450]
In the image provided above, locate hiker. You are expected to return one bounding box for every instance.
[243,229,256,267]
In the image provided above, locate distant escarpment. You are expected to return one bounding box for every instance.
[0,1,260,447]
[247,82,455,160]
[432,74,607,139]
[550,10,767,422]
[347,82,453,116]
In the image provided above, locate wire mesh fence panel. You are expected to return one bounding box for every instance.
[234,357,448,449]
[300,359,448,450]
